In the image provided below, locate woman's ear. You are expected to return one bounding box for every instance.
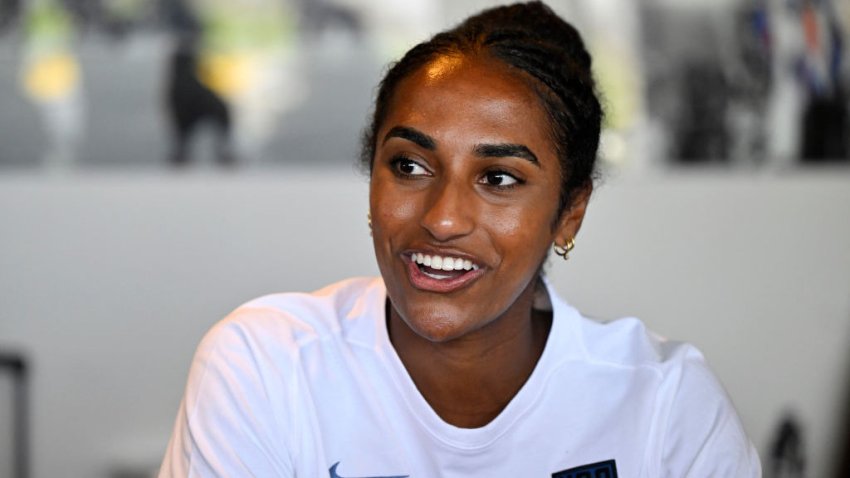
[555,183,592,241]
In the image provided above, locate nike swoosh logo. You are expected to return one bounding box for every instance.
[328,462,409,478]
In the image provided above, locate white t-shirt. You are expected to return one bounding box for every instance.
[159,277,761,477]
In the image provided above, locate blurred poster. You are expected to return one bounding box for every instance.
[0,0,443,170]
[0,0,847,172]
[642,0,849,167]
[165,0,304,166]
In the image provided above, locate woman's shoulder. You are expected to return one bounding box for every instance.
[554,301,759,474]
[575,314,702,371]
[549,293,708,381]
[200,277,385,355]
[239,276,383,321]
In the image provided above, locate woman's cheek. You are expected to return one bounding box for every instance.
[374,185,419,226]
[487,205,524,237]
[487,202,551,259]
[386,197,418,222]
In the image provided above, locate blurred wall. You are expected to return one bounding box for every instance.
[0,169,848,477]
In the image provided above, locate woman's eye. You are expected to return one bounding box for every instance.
[391,157,429,177]
[481,171,520,188]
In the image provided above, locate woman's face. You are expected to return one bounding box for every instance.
[370,54,586,343]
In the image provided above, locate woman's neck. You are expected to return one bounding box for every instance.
[387,286,552,429]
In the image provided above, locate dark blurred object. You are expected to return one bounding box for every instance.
[163,0,234,166]
[640,3,736,165]
[0,352,29,478]
[60,0,156,37]
[60,0,101,30]
[837,409,850,477]
[834,333,850,478]
[162,0,234,166]
[166,40,234,166]
[736,2,772,94]
[800,88,848,161]
[769,414,805,478]
[0,0,22,34]
[674,61,730,163]
[297,0,363,40]
[794,0,849,162]
[727,1,772,165]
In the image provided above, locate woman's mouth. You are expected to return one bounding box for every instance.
[405,252,484,293]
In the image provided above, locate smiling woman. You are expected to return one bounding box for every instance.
[158,2,761,477]
[372,55,571,347]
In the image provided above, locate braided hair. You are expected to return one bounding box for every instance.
[360,1,602,216]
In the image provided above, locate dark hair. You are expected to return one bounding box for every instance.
[360,1,602,215]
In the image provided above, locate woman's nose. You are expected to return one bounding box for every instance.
[419,179,475,242]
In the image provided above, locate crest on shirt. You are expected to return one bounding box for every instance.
[552,459,618,478]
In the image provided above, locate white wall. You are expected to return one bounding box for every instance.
[0,169,848,477]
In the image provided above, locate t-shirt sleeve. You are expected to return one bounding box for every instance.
[658,347,762,477]
[158,319,295,477]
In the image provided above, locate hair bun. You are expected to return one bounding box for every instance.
[458,1,592,72]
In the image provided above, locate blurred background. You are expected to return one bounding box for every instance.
[0,0,848,477]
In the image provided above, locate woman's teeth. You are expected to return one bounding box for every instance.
[411,253,479,272]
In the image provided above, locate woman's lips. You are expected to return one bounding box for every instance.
[403,253,485,293]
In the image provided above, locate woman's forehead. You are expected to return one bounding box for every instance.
[415,53,538,97]
[380,54,555,154]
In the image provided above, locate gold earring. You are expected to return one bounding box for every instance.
[553,238,575,261]
[367,212,372,236]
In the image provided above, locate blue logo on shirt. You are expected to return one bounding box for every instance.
[552,459,618,478]
[329,462,409,478]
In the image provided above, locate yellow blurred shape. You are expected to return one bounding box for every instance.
[197,53,257,98]
[22,53,80,101]
[594,48,640,130]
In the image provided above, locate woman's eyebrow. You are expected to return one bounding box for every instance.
[383,126,436,150]
[473,143,540,166]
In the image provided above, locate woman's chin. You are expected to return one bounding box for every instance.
[394,304,478,344]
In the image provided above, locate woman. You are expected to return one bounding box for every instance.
[160,2,761,476]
